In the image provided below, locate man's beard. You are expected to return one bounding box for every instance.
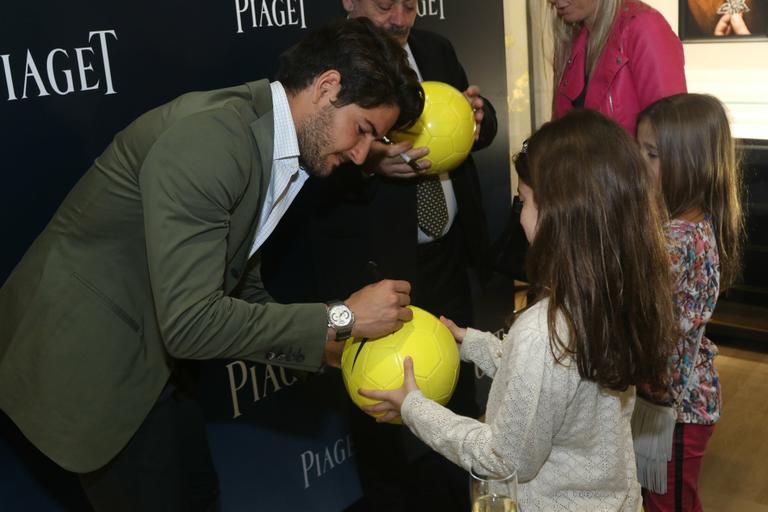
[297,104,337,177]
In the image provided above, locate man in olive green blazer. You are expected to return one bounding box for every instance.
[0,18,423,510]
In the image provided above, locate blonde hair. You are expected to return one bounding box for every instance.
[551,0,621,87]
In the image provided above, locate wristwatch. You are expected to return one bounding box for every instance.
[326,301,355,341]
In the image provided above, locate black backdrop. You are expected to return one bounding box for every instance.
[0,1,509,510]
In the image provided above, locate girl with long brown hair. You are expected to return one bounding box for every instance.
[360,109,676,511]
[635,93,745,512]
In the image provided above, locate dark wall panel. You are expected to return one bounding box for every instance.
[0,1,509,509]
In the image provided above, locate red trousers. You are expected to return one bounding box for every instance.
[642,423,715,512]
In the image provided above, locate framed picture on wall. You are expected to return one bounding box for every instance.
[680,0,768,40]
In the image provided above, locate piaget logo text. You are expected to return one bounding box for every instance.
[300,435,355,489]
[417,0,445,19]
[1,30,117,101]
[235,0,307,34]
[226,360,299,418]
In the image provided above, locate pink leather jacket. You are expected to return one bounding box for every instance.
[553,0,687,135]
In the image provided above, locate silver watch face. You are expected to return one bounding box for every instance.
[329,304,353,327]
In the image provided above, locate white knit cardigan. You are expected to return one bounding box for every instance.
[401,299,642,512]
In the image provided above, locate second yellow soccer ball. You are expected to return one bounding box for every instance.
[389,81,476,175]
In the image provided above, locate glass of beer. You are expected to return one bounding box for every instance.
[470,467,518,512]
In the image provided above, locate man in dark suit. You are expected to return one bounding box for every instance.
[261,2,498,510]
[0,19,424,512]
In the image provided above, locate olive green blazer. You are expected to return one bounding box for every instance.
[0,79,327,472]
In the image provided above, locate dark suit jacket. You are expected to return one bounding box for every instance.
[0,79,328,472]
[262,29,496,304]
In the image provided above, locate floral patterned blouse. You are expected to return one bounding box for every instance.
[666,215,721,425]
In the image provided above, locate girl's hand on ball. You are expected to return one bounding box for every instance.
[440,315,467,343]
[358,356,420,423]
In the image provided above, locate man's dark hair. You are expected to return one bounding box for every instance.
[276,17,423,131]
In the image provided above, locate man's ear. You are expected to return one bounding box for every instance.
[341,0,355,15]
[311,69,342,105]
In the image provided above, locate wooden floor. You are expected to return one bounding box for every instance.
[699,336,768,511]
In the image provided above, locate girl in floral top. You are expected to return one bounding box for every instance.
[636,93,745,512]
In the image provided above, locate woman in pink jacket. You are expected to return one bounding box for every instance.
[550,0,687,135]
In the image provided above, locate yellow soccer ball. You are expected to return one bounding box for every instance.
[389,81,476,175]
[340,306,460,424]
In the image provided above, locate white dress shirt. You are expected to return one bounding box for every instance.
[249,81,309,258]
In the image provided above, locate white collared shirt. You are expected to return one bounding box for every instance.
[248,81,309,258]
[404,43,458,243]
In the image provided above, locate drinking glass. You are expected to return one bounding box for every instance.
[469,467,518,512]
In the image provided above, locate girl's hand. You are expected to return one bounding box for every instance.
[440,315,467,343]
[358,356,420,423]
